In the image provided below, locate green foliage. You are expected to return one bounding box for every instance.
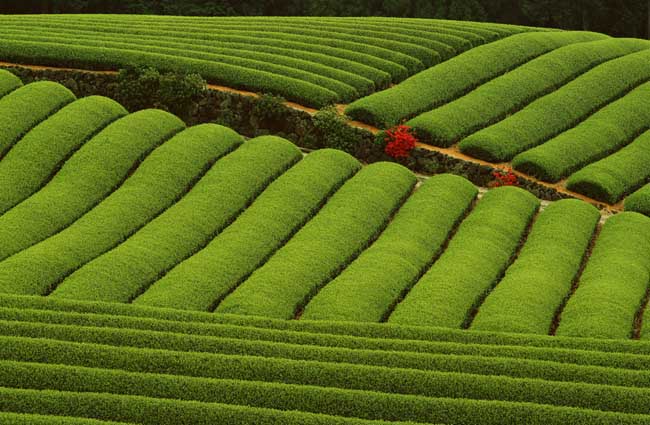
[0,96,127,215]
[557,212,650,339]
[471,199,600,334]
[0,412,131,424]
[313,107,361,154]
[302,174,477,322]
[0,124,242,296]
[566,131,650,203]
[388,186,540,328]
[136,149,360,310]
[0,68,22,97]
[215,162,417,319]
[459,48,650,162]
[409,38,649,149]
[513,82,650,182]
[626,184,650,217]
[0,81,75,158]
[51,137,301,303]
[346,31,605,127]
[0,109,184,264]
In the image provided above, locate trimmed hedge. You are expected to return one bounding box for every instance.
[135,149,360,310]
[215,162,417,319]
[566,131,650,203]
[3,319,650,387]
[471,199,600,335]
[626,184,650,216]
[2,294,650,355]
[301,174,477,322]
[388,186,540,328]
[0,68,22,98]
[408,38,650,148]
[556,212,650,339]
[345,31,607,127]
[51,136,301,303]
[0,412,133,425]
[0,96,127,215]
[0,81,75,159]
[513,81,650,182]
[0,124,242,296]
[1,338,650,420]
[0,109,184,264]
[459,48,650,162]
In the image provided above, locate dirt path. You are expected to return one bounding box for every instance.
[0,61,623,212]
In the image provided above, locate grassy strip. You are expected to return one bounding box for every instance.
[0,124,242,296]
[3,361,650,423]
[556,212,650,339]
[0,68,22,97]
[0,412,134,425]
[2,338,650,417]
[408,38,650,148]
[459,48,650,162]
[4,293,650,355]
[214,162,417,319]
[3,307,650,371]
[0,40,339,108]
[513,81,650,182]
[301,174,477,322]
[0,387,410,425]
[0,109,184,264]
[345,31,607,127]
[3,319,650,387]
[626,184,650,216]
[0,25,382,92]
[471,199,600,335]
[135,149,360,310]
[0,81,75,159]
[0,96,127,215]
[13,17,431,71]
[388,187,539,328]
[0,30,363,101]
[51,136,300,303]
[566,131,650,203]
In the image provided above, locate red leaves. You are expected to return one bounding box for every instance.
[384,125,417,159]
[492,169,518,187]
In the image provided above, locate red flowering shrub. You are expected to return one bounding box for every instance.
[384,125,417,159]
[491,169,519,187]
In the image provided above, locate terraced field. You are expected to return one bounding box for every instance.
[2,15,650,425]
[0,15,541,107]
[347,30,650,211]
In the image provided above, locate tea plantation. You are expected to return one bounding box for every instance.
[0,14,649,425]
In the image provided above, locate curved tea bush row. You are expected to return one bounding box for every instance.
[345,31,607,127]
[50,137,301,303]
[2,337,650,423]
[0,81,75,159]
[0,96,127,215]
[0,387,404,425]
[0,69,22,98]
[0,412,133,425]
[459,48,650,162]
[627,185,650,216]
[513,81,650,182]
[0,125,243,296]
[566,131,650,203]
[0,31,363,100]
[388,187,540,328]
[215,163,416,319]
[0,109,184,263]
[3,292,650,354]
[301,174,477,322]
[4,319,650,387]
[136,149,360,311]
[0,40,340,108]
[3,359,650,423]
[557,212,650,339]
[407,38,650,147]
[471,200,600,335]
